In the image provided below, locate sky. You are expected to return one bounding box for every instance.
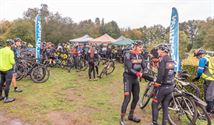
[0,0,213,28]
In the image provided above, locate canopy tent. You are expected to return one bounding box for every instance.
[69,34,93,43]
[112,38,134,46]
[116,36,127,41]
[89,34,116,44]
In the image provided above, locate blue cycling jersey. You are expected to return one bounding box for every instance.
[196,57,208,78]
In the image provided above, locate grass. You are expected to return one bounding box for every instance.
[0,64,125,125]
[0,63,213,125]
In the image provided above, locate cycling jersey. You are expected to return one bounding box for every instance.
[0,47,15,71]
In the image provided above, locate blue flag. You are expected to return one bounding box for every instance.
[169,7,181,72]
[35,15,42,64]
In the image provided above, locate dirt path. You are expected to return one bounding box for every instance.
[108,79,153,125]
[0,111,30,125]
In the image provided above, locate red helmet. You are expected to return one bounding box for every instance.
[194,48,206,57]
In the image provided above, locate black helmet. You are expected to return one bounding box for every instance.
[194,48,206,57]
[6,39,15,46]
[133,40,143,46]
[150,47,159,58]
[157,43,170,53]
[14,38,22,42]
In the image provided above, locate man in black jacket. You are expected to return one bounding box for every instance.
[151,44,175,125]
[120,41,151,125]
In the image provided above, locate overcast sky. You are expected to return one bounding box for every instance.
[0,0,213,28]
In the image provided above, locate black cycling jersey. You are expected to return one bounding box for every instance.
[156,55,175,85]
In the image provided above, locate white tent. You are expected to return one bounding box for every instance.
[69,34,93,43]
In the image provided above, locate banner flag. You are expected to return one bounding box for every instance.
[35,15,42,64]
[169,7,181,72]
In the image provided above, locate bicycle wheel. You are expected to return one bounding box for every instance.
[39,67,50,83]
[16,63,26,81]
[194,103,212,125]
[78,59,87,71]
[139,84,154,109]
[99,68,107,79]
[168,93,197,125]
[106,61,115,75]
[30,65,49,83]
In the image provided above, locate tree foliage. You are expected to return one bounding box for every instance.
[0,4,213,52]
[6,19,34,44]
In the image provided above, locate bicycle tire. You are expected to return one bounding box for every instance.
[168,93,197,125]
[99,68,107,79]
[30,65,49,83]
[194,102,212,125]
[106,62,115,75]
[140,85,153,109]
[16,63,26,81]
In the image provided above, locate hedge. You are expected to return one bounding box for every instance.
[183,65,205,99]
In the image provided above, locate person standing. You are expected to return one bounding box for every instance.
[71,45,78,70]
[87,45,99,80]
[0,39,16,103]
[120,41,150,125]
[151,44,175,125]
[192,48,214,114]
[12,38,23,93]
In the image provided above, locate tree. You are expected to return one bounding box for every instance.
[95,17,100,27]
[180,20,200,50]
[194,18,214,50]
[0,21,12,35]
[203,26,214,50]
[101,21,121,38]
[179,31,188,59]
[6,19,34,44]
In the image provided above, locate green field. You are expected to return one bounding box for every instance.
[0,64,212,125]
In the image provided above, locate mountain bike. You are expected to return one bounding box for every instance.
[98,58,115,78]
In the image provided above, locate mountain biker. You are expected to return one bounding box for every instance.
[87,45,99,80]
[0,39,16,103]
[76,45,84,71]
[120,41,150,125]
[192,48,214,114]
[150,48,160,73]
[106,45,112,59]
[151,43,175,125]
[71,45,79,70]
[12,38,23,93]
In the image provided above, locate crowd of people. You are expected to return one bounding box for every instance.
[40,41,148,80]
[0,38,213,125]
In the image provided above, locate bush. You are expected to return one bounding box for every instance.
[183,65,204,99]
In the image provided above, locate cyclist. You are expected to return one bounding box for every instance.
[71,45,78,70]
[120,41,150,125]
[0,39,16,103]
[106,45,112,59]
[12,38,23,93]
[151,44,175,125]
[150,47,160,73]
[87,45,99,80]
[76,45,84,71]
[192,48,214,114]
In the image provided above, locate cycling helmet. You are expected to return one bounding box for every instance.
[150,47,159,58]
[194,48,206,57]
[14,38,22,42]
[157,43,170,53]
[6,39,15,46]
